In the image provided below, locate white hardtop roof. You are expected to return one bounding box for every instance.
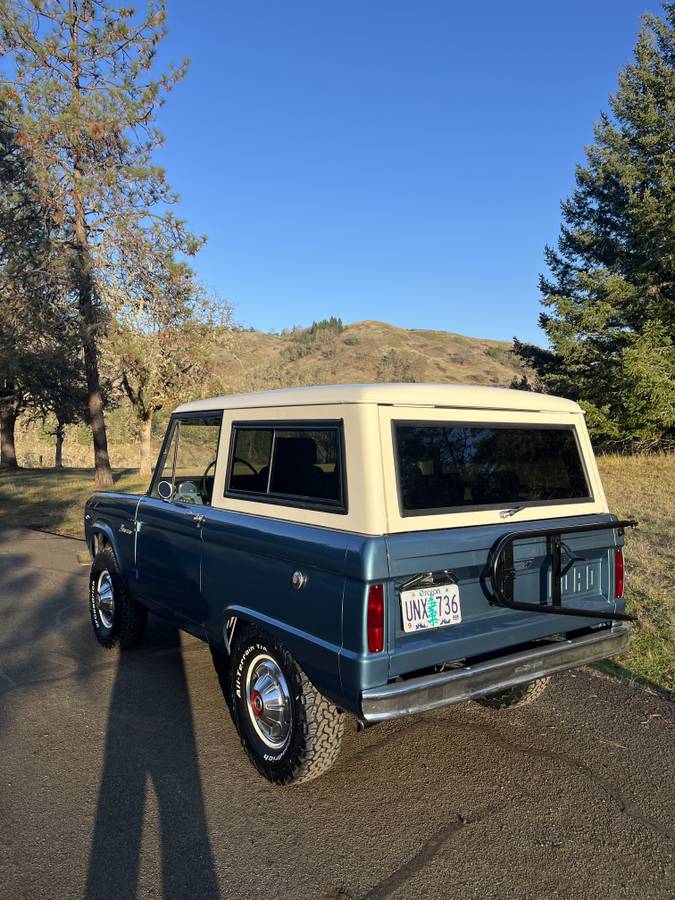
[174,383,580,415]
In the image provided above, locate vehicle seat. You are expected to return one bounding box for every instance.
[270,437,325,498]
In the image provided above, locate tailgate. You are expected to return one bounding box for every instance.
[384,514,625,678]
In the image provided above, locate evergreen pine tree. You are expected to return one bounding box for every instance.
[0,0,202,485]
[515,4,675,446]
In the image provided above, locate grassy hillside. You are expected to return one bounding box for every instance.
[0,454,672,696]
[222,319,525,393]
[13,319,526,469]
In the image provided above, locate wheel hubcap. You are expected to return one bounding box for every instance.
[95,571,115,629]
[245,654,292,750]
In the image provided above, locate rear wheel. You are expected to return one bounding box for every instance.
[89,546,147,650]
[226,626,344,785]
[474,676,550,710]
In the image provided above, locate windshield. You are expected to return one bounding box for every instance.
[394,423,591,514]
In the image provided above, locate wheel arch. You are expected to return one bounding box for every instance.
[218,605,348,713]
[88,522,121,567]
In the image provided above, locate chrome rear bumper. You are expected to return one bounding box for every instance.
[360,624,630,723]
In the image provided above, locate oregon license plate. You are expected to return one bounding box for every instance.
[400,583,462,633]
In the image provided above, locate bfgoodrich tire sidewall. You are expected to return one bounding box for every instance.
[89,561,115,643]
[230,632,306,783]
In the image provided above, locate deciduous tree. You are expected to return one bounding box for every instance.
[105,234,231,474]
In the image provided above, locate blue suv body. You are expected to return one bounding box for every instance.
[85,384,633,784]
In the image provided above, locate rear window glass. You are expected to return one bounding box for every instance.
[227,423,345,509]
[395,424,591,514]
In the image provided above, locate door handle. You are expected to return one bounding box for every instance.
[192,514,206,525]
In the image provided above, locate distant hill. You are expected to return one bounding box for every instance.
[13,318,528,469]
[217,319,526,393]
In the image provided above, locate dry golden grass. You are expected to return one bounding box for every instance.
[596,454,674,697]
[0,454,672,694]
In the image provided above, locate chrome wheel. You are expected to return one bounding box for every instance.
[245,653,292,750]
[95,570,115,629]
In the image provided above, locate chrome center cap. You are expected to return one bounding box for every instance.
[245,654,292,750]
[95,571,115,629]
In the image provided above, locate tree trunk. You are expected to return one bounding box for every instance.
[72,179,113,489]
[139,415,154,477]
[54,424,65,469]
[0,405,18,469]
[69,9,112,489]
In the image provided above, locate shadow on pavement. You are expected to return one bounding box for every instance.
[85,622,220,900]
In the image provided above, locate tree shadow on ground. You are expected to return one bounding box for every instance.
[85,620,220,899]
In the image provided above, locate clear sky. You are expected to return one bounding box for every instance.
[155,0,663,344]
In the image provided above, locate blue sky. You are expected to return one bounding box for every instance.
[156,0,662,344]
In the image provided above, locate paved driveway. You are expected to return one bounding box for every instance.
[0,527,673,899]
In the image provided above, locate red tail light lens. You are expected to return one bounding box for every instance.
[614,548,625,599]
[367,584,384,653]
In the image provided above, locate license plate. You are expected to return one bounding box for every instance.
[400,583,462,633]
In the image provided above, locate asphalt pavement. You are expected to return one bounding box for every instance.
[0,526,673,900]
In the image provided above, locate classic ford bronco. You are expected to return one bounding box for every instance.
[84,384,635,784]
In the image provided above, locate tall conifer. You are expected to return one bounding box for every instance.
[515,5,675,446]
[0,1,201,485]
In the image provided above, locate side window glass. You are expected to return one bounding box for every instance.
[230,428,273,493]
[226,424,344,509]
[270,429,340,502]
[152,415,222,506]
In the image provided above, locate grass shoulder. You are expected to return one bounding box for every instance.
[0,467,149,537]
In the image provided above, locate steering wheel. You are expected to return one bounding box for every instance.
[233,456,258,475]
[201,458,217,500]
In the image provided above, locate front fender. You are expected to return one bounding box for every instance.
[88,520,121,558]
[87,520,135,590]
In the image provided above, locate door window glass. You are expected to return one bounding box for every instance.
[152,415,222,505]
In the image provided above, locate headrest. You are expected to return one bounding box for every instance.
[274,436,317,468]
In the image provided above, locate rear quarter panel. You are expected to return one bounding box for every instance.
[202,509,354,711]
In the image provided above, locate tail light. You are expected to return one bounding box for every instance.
[367,584,384,653]
[614,548,625,599]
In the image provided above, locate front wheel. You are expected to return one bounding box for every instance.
[227,627,344,785]
[89,546,147,650]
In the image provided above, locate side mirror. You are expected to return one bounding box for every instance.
[157,480,174,501]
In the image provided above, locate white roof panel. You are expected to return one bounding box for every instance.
[173,383,580,414]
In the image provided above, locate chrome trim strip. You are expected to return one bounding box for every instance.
[360,625,630,722]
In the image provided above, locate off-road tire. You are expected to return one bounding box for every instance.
[89,546,147,650]
[475,676,551,710]
[226,626,344,785]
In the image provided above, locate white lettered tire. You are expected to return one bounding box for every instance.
[226,626,344,785]
[89,546,147,650]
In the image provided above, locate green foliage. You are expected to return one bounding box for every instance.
[0,0,203,483]
[282,317,345,361]
[485,346,513,365]
[514,5,675,447]
[0,105,85,433]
